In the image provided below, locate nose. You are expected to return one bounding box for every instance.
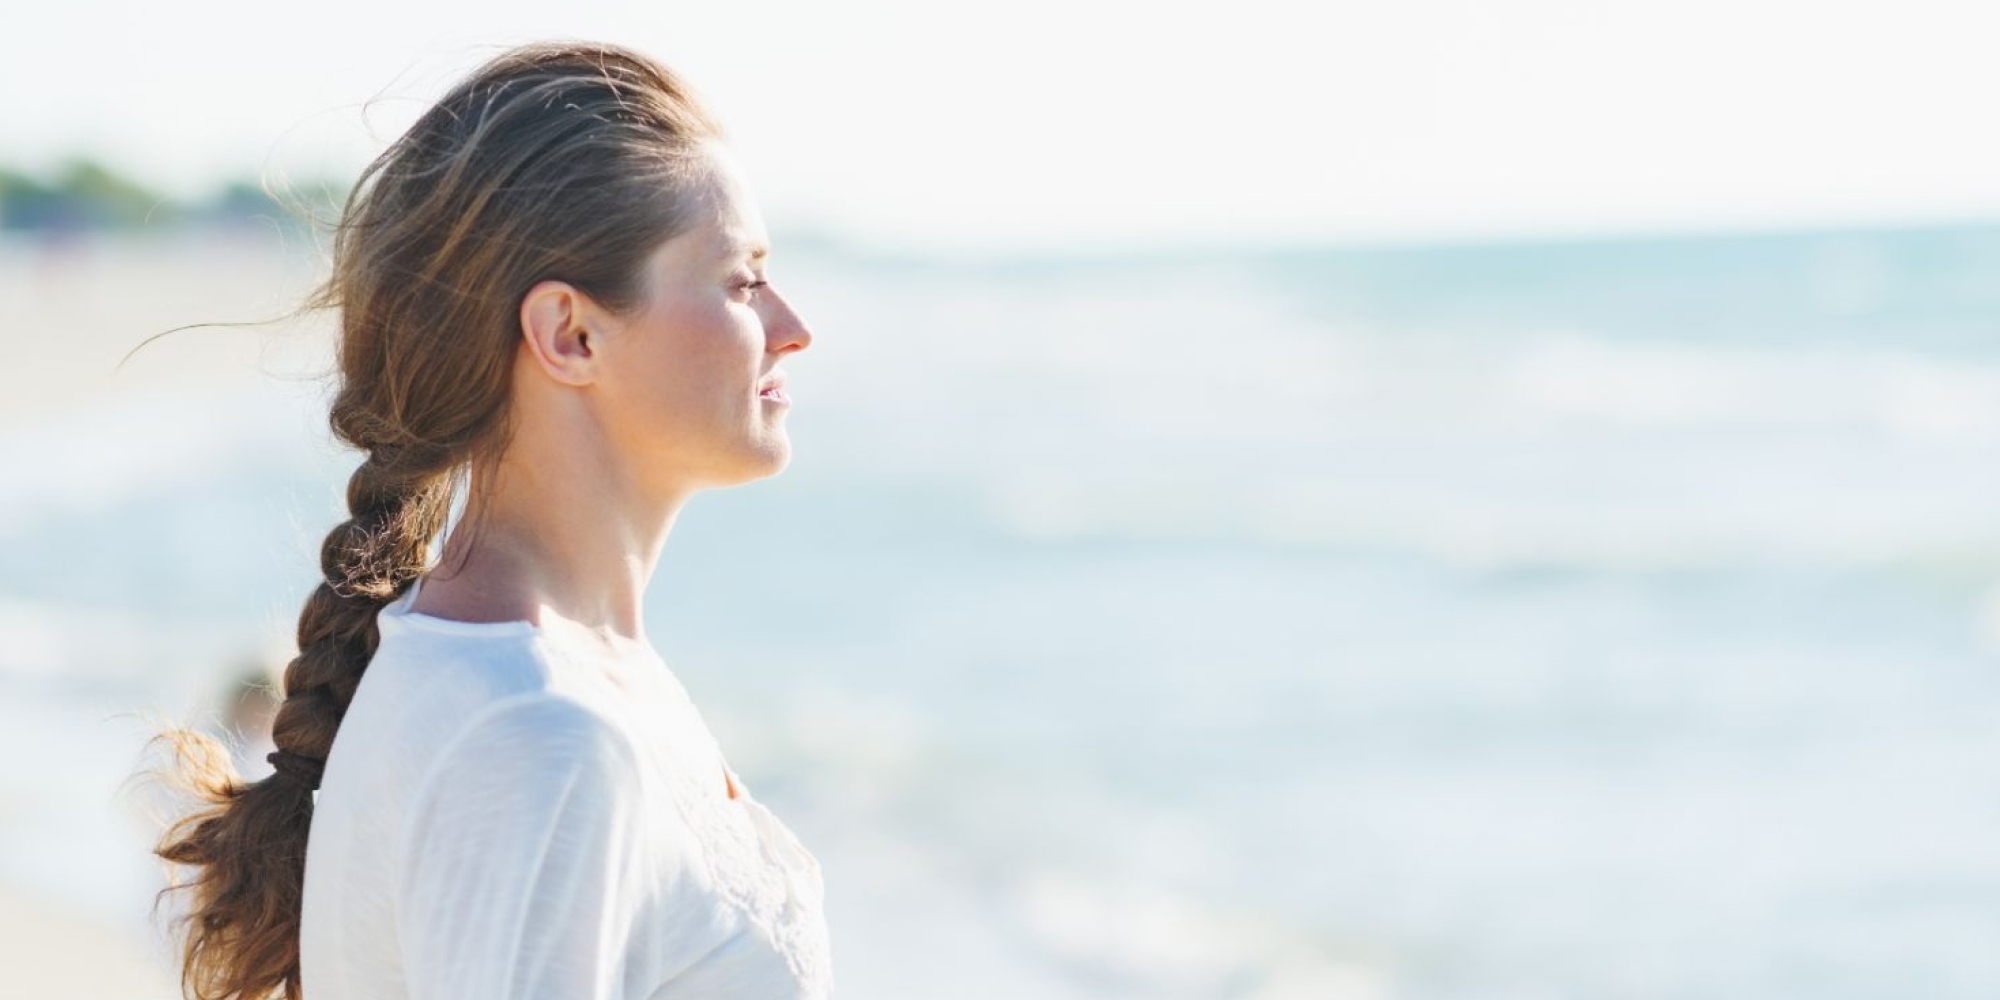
[765,289,813,355]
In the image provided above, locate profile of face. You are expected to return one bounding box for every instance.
[515,140,814,494]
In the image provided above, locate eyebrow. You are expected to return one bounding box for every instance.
[721,241,770,263]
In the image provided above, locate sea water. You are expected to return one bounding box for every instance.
[1,224,1997,999]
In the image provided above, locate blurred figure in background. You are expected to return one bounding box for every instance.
[220,659,279,782]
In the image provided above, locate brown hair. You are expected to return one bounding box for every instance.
[141,40,724,1000]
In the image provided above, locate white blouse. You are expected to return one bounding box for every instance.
[299,574,833,1000]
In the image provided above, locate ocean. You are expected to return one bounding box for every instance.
[2,222,1997,998]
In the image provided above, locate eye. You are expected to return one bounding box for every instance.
[736,276,769,297]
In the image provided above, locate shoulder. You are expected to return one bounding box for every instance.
[324,625,580,809]
[389,695,708,998]
[392,691,703,917]
[395,693,660,885]
[353,621,638,776]
[420,692,643,800]
[367,622,564,709]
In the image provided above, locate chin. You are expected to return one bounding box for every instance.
[728,438,792,484]
[756,441,793,477]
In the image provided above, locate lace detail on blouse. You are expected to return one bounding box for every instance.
[650,669,835,995]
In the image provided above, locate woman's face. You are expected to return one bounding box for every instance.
[590,143,814,491]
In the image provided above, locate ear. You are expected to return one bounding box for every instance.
[519,280,600,387]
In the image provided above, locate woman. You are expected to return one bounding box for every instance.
[147,40,831,1000]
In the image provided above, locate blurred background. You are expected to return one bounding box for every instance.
[5,2,2000,998]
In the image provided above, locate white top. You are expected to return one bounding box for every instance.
[299,574,834,1000]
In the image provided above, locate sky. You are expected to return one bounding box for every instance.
[6,0,2000,253]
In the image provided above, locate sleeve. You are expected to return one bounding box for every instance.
[394,694,660,1000]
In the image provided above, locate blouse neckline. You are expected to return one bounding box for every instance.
[379,573,540,638]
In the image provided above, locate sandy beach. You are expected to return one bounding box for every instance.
[0,877,179,999]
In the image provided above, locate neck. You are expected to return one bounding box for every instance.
[425,439,690,646]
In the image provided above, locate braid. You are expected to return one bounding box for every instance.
[277,445,457,777]
[151,448,456,1000]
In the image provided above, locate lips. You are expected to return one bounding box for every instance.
[757,371,788,397]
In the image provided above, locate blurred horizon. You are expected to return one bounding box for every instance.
[13,152,2000,263]
[10,1,2000,255]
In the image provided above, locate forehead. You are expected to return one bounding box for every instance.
[688,146,769,262]
[637,146,770,281]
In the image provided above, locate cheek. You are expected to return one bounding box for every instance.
[626,298,758,417]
